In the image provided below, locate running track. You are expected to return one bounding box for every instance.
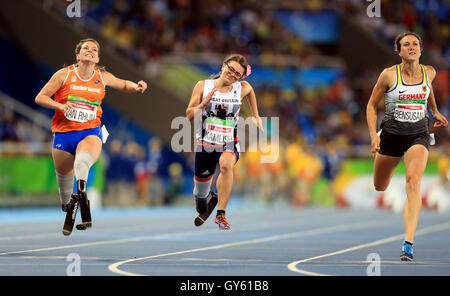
[1,199,449,278]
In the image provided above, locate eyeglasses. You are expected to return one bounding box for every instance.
[225,62,243,79]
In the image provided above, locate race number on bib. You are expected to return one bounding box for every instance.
[65,96,98,123]
[394,100,426,123]
[203,117,235,145]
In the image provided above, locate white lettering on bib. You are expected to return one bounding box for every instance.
[394,98,426,123]
[203,117,235,145]
[65,95,98,123]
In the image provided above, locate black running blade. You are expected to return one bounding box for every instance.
[79,197,92,228]
[76,224,87,230]
[194,192,218,227]
[62,202,78,236]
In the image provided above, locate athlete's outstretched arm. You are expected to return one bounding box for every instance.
[35,68,77,111]
[186,81,216,121]
[425,66,448,128]
[242,81,263,132]
[366,69,390,156]
[102,71,147,93]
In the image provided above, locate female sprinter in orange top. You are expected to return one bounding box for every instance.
[35,38,147,235]
[366,32,448,260]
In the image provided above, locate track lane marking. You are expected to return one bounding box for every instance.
[0,218,326,256]
[108,220,380,276]
[287,221,450,276]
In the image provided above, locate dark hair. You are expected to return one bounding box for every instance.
[210,54,248,79]
[394,32,423,52]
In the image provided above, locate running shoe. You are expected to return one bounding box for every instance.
[215,214,231,230]
[400,241,414,261]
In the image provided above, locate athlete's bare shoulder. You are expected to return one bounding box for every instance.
[190,80,205,98]
[423,65,436,82]
[240,80,253,96]
[378,65,397,89]
[55,67,69,78]
[195,80,206,89]
[51,67,70,86]
[381,65,397,79]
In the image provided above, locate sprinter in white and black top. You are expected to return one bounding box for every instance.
[186,54,263,230]
[366,32,448,261]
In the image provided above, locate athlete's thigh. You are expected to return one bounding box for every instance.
[76,135,103,163]
[373,153,402,191]
[52,148,75,175]
[404,144,428,181]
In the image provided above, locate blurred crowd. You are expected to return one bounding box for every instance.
[338,0,450,67]
[102,136,186,206]
[0,99,52,156]
[47,0,318,69]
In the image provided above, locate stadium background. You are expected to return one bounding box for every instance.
[0,0,448,212]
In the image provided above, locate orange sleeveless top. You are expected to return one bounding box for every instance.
[52,65,106,133]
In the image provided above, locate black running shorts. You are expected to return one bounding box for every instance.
[194,141,240,180]
[378,130,430,157]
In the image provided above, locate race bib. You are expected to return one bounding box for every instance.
[65,95,98,123]
[203,117,235,145]
[394,100,426,123]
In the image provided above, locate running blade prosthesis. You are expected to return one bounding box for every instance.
[62,194,79,236]
[62,181,92,236]
[194,191,218,227]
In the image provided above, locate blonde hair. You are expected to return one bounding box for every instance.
[211,54,248,79]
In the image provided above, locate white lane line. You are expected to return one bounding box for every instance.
[287,221,450,276]
[108,220,381,276]
[0,229,217,256]
[0,219,311,256]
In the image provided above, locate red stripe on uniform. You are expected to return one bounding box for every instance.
[194,175,214,182]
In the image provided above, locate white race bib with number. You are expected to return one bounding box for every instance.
[203,117,235,145]
[65,95,98,123]
[394,97,426,123]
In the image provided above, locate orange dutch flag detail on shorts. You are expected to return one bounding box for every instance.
[52,65,106,133]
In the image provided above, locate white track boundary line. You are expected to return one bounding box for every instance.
[0,230,219,256]
[0,218,316,256]
[108,220,380,276]
[287,221,450,276]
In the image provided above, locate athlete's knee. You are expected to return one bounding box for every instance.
[219,160,233,174]
[405,174,421,192]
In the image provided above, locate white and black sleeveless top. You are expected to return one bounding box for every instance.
[381,64,430,135]
[195,79,242,147]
